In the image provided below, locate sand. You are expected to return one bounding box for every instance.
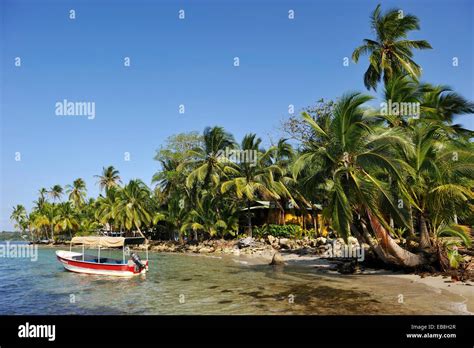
[231,251,474,314]
[387,273,474,313]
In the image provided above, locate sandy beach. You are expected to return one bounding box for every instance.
[228,250,474,315]
[387,274,474,313]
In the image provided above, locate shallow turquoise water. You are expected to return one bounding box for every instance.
[0,243,466,314]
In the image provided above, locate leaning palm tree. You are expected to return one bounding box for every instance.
[352,4,432,90]
[65,178,87,207]
[294,92,426,267]
[114,180,152,239]
[48,185,63,203]
[221,133,287,237]
[10,205,27,233]
[95,166,122,194]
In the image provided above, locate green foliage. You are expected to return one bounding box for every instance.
[434,224,472,270]
[65,178,87,207]
[253,224,304,239]
[393,227,408,239]
[352,4,432,90]
[154,132,203,164]
[435,224,472,249]
[445,241,463,269]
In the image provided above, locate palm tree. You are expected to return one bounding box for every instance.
[55,202,80,238]
[153,156,204,241]
[420,84,474,132]
[48,185,63,203]
[33,203,59,241]
[379,74,474,246]
[268,139,300,225]
[10,205,28,234]
[152,158,184,199]
[161,193,190,242]
[405,123,474,248]
[181,192,238,239]
[288,106,336,232]
[352,4,432,90]
[294,92,426,267]
[26,211,40,240]
[95,166,122,193]
[185,126,236,188]
[78,218,101,236]
[96,187,120,233]
[114,180,152,239]
[34,188,48,209]
[381,74,474,129]
[65,178,87,207]
[221,133,287,237]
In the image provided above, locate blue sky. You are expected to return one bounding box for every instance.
[1,0,473,230]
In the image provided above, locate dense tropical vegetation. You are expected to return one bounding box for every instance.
[10,4,473,270]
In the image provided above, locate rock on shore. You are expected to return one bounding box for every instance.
[144,235,367,260]
[269,252,285,265]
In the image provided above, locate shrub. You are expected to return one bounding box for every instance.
[253,224,309,239]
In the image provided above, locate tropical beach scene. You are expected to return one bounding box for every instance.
[1,0,474,316]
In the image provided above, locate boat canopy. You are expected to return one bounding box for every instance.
[70,236,146,248]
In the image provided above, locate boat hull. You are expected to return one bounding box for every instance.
[56,250,148,277]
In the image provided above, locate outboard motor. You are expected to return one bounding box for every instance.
[130,252,145,272]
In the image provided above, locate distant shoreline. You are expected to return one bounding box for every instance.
[0,231,28,242]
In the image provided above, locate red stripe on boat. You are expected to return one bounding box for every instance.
[57,255,136,272]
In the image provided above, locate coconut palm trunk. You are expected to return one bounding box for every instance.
[366,210,425,267]
[247,200,252,237]
[135,225,146,240]
[418,213,432,249]
[407,204,416,238]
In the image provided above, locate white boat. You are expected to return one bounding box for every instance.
[56,236,149,277]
